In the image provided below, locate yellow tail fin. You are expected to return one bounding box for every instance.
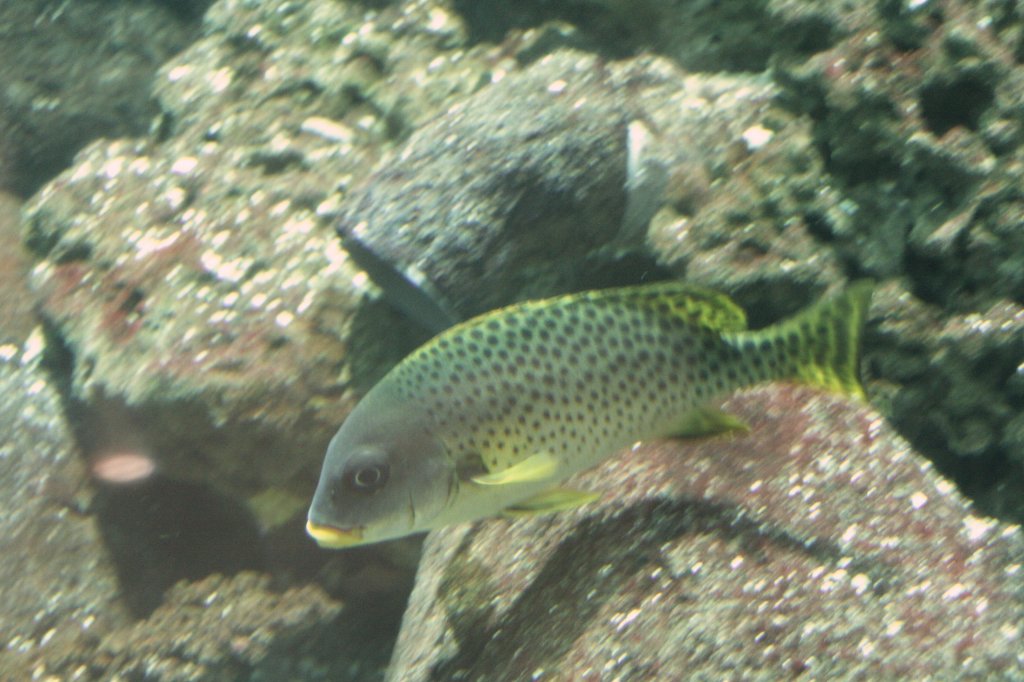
[731,281,874,398]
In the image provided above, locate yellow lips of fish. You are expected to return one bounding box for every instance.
[306,519,364,548]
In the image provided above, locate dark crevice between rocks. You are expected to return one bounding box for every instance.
[575,251,675,291]
[919,73,996,137]
[347,297,437,394]
[93,477,264,618]
[431,497,895,682]
[452,0,839,72]
[34,318,311,619]
[151,0,215,22]
[891,406,1018,519]
[877,0,944,52]
[904,250,967,307]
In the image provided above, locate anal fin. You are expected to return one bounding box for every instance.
[502,487,600,517]
[669,405,750,439]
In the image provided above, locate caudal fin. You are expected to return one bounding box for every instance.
[732,281,874,398]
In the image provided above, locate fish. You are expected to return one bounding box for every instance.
[307,279,873,548]
[338,222,460,336]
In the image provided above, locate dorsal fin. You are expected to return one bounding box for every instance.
[576,281,748,332]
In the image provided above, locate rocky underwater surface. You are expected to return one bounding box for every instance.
[1,0,1023,679]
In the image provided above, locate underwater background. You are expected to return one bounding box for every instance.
[0,0,1022,679]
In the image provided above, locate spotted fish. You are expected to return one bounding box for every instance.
[307,280,873,547]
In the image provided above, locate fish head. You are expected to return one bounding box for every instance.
[306,395,454,548]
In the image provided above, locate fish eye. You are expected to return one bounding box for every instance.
[344,457,390,493]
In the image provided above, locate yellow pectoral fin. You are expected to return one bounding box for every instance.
[472,451,559,486]
[669,405,750,439]
[502,487,601,517]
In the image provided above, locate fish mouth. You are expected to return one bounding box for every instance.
[305,519,365,548]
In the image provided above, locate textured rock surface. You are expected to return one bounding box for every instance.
[0,0,200,197]
[0,340,128,680]
[771,0,1024,516]
[79,573,350,682]
[340,51,802,319]
[0,192,35,346]
[389,386,1024,681]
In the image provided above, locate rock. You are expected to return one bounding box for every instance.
[388,385,1023,681]
[343,49,836,323]
[771,0,1024,521]
[19,0,486,526]
[0,191,36,346]
[0,340,128,680]
[86,573,350,682]
[0,0,200,196]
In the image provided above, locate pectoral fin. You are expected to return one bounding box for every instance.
[472,452,558,486]
[502,487,601,517]
[669,405,749,439]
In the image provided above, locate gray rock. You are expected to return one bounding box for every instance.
[0,339,127,680]
[0,0,199,196]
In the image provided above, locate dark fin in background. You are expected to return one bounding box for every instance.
[337,225,461,335]
[620,120,670,246]
[730,280,874,398]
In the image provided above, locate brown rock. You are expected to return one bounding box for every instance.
[0,191,36,346]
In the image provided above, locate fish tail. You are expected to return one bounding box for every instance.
[727,280,874,398]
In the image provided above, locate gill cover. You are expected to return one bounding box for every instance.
[307,383,453,547]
